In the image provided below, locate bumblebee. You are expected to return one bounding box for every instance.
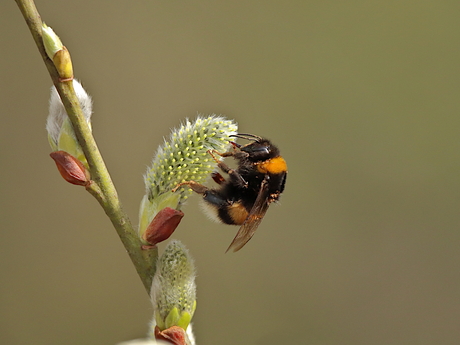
[173,133,287,252]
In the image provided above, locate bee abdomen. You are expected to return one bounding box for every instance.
[218,202,248,225]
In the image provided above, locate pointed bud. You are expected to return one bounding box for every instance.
[151,241,197,331]
[142,207,184,247]
[42,24,73,80]
[42,24,63,60]
[50,151,90,186]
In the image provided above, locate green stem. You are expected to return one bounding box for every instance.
[15,0,157,294]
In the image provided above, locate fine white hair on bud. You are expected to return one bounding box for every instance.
[186,324,196,345]
[139,115,237,239]
[46,80,92,146]
[151,240,197,332]
[46,80,92,164]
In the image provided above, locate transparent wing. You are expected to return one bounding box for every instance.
[226,177,271,252]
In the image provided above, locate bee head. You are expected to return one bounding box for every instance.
[230,134,280,162]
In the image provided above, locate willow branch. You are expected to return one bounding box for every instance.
[15,0,157,294]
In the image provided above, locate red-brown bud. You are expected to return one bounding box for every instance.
[50,151,90,186]
[143,207,184,247]
[154,326,190,345]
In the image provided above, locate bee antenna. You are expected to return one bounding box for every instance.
[230,133,263,142]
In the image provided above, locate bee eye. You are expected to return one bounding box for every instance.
[243,145,270,155]
[253,146,270,154]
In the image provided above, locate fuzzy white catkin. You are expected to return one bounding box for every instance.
[46,79,92,146]
[151,240,197,328]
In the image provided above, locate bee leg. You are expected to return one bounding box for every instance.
[202,190,230,208]
[172,181,209,194]
[208,149,248,188]
[207,148,235,160]
[172,181,228,208]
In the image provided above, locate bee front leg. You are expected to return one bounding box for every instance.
[172,181,209,195]
[207,150,248,188]
[207,149,235,161]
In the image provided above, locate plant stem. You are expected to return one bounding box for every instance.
[15,0,157,294]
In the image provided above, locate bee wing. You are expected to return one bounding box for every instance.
[226,177,271,253]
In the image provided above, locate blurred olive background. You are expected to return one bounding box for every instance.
[2,1,460,344]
